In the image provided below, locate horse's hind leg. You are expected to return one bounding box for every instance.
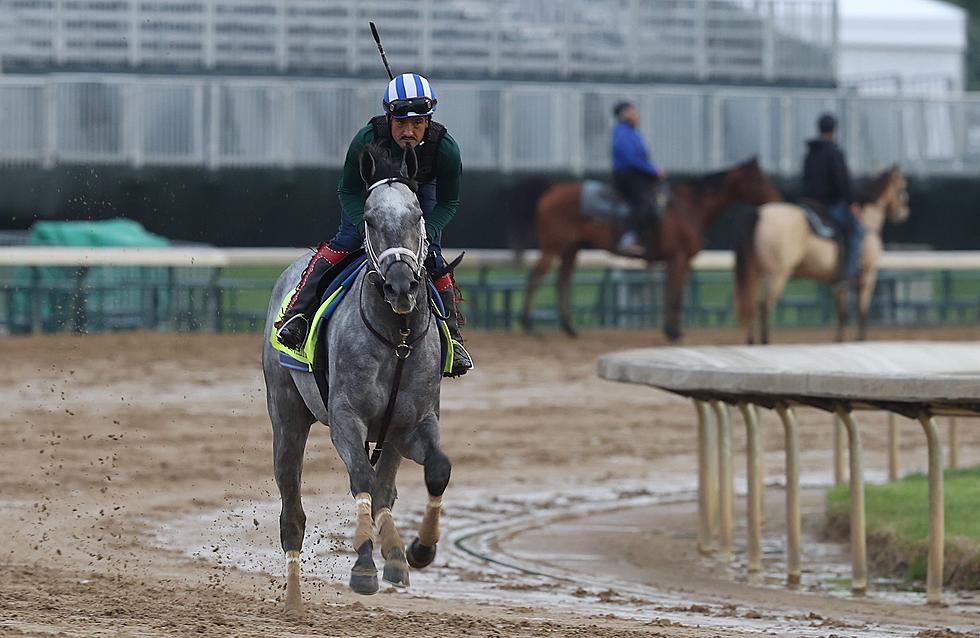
[522,252,555,334]
[557,247,579,337]
[371,450,411,587]
[761,272,789,345]
[268,378,315,617]
[400,415,451,569]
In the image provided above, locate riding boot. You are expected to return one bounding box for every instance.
[276,245,349,349]
[616,230,646,257]
[437,287,473,377]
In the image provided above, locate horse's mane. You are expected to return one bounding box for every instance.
[857,168,894,205]
[682,168,729,195]
[681,157,757,195]
[363,142,418,191]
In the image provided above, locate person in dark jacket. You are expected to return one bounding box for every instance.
[275,72,472,377]
[801,113,865,282]
[611,101,666,257]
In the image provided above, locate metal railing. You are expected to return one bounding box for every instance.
[3,74,980,176]
[2,248,979,334]
[0,0,835,84]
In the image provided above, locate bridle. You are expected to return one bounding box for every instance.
[358,175,433,468]
[363,177,427,282]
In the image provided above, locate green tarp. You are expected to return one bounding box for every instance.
[29,219,170,248]
[10,219,183,333]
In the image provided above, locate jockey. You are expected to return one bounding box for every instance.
[611,101,666,257]
[276,72,473,377]
[801,113,865,284]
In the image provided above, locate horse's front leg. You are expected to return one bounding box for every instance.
[663,254,690,343]
[399,414,452,569]
[329,410,380,595]
[371,448,411,587]
[856,270,878,342]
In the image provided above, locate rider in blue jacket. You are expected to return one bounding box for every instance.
[611,101,666,256]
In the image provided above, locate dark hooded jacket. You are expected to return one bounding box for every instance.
[801,138,853,206]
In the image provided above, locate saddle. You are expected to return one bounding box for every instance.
[581,180,667,224]
[580,180,631,219]
[269,253,454,378]
[798,198,837,241]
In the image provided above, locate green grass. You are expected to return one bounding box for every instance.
[827,467,980,542]
[827,467,980,585]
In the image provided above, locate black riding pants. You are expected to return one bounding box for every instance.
[613,169,657,230]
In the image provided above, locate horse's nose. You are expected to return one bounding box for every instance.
[382,275,417,314]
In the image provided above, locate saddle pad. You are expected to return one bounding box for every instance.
[801,205,836,240]
[273,265,454,376]
[581,180,631,219]
[269,257,369,369]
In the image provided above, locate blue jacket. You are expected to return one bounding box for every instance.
[611,122,660,177]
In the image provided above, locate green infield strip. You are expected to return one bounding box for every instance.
[826,467,980,589]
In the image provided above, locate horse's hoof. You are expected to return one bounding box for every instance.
[349,569,379,595]
[406,537,437,569]
[560,323,578,338]
[664,326,682,343]
[349,541,379,595]
[382,547,411,588]
[283,600,306,619]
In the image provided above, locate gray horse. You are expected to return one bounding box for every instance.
[261,144,452,615]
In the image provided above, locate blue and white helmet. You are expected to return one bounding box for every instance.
[382,73,438,119]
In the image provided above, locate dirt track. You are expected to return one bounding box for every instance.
[2,326,980,637]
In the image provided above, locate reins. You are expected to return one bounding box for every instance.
[357,251,432,467]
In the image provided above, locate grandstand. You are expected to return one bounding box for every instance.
[0,2,975,181]
[0,0,835,85]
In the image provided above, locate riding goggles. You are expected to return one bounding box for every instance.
[386,97,436,118]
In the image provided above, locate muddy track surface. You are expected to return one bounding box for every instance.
[2,326,980,637]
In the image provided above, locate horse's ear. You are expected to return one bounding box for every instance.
[402,145,419,180]
[359,149,376,184]
[747,155,759,167]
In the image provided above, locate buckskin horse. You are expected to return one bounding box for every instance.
[519,158,782,341]
[262,144,451,615]
[734,165,909,344]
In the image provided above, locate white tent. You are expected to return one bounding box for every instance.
[837,0,967,92]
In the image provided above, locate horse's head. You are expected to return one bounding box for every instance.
[361,143,427,315]
[728,156,783,205]
[860,165,909,226]
[883,165,910,224]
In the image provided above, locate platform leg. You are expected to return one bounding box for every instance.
[712,400,734,559]
[738,402,763,574]
[917,414,945,606]
[888,413,899,482]
[837,408,866,595]
[833,414,846,485]
[696,400,717,554]
[776,404,801,586]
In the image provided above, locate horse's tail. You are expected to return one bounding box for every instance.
[504,175,553,258]
[733,208,761,329]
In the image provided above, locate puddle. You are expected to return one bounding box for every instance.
[152,475,977,637]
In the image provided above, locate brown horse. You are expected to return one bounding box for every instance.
[521,158,782,341]
[734,166,909,344]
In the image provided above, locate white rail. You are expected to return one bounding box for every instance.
[2,247,980,272]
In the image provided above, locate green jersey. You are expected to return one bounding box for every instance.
[336,119,462,239]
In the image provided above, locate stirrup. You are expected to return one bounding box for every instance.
[445,338,474,378]
[276,314,309,349]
